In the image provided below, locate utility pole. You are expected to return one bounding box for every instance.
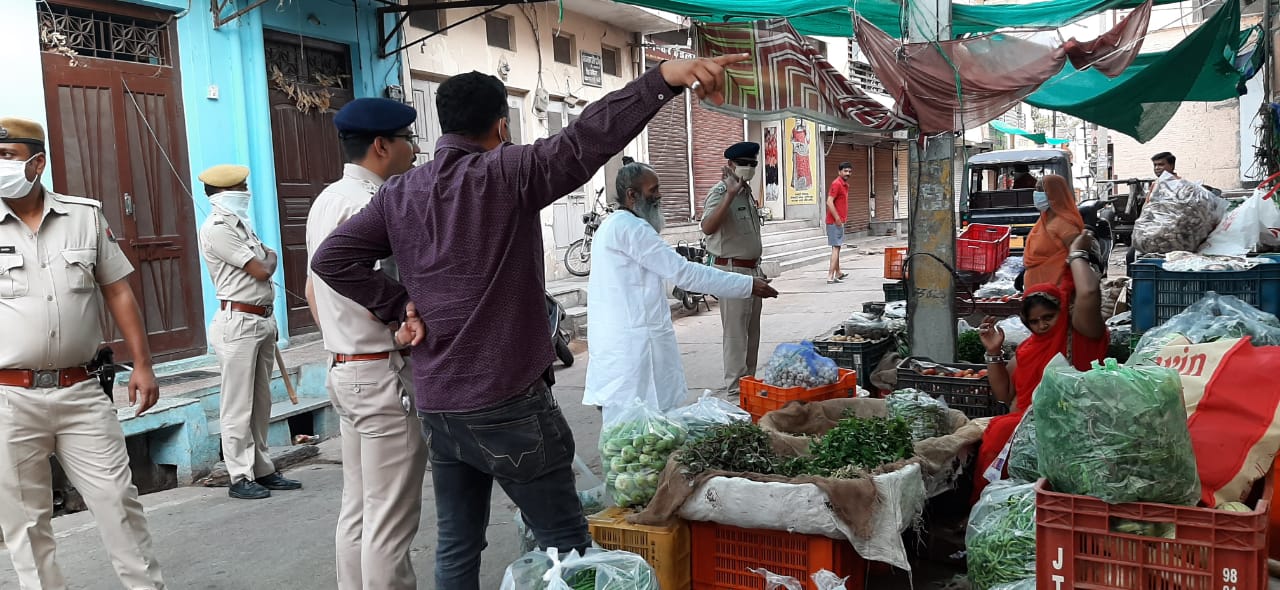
[906,0,956,362]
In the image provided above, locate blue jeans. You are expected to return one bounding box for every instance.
[420,380,590,590]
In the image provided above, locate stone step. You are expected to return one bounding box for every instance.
[762,233,830,258]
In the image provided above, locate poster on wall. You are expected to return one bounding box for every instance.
[762,122,783,210]
[784,117,818,206]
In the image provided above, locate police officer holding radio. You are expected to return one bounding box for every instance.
[0,117,166,589]
[198,164,302,501]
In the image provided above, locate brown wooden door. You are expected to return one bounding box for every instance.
[40,1,205,363]
[264,31,354,335]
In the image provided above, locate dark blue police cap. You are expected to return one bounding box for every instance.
[724,142,760,161]
[334,98,417,136]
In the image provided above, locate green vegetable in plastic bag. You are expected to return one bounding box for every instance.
[1005,410,1039,482]
[991,579,1036,590]
[500,548,659,590]
[762,341,841,388]
[599,401,687,508]
[886,388,951,442]
[1035,358,1200,505]
[666,390,751,441]
[1130,292,1280,363]
[966,480,1036,590]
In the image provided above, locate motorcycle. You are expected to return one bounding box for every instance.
[547,292,575,367]
[564,189,610,278]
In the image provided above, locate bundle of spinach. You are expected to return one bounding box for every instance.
[1035,359,1200,505]
[957,330,987,364]
[807,415,914,477]
[886,389,951,442]
[679,421,807,477]
[966,480,1036,590]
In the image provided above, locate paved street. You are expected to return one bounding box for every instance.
[0,235,966,590]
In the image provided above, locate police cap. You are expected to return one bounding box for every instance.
[198,164,250,189]
[724,142,760,161]
[0,118,46,147]
[334,98,417,136]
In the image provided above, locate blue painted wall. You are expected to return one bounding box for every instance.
[112,0,403,348]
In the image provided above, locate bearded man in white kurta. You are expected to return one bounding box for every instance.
[584,161,779,422]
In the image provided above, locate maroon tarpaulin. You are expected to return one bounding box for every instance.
[855,0,1151,134]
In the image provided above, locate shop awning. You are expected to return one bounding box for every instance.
[989,121,1071,146]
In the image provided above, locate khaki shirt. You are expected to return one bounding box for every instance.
[199,208,273,306]
[305,164,397,355]
[702,181,763,259]
[0,191,134,369]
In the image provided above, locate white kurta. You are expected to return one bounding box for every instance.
[583,212,754,422]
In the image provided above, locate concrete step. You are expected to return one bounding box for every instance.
[550,285,586,310]
[762,233,830,259]
[761,226,826,247]
[565,305,588,340]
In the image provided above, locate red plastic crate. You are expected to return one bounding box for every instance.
[956,224,1011,274]
[690,521,866,590]
[1035,479,1271,590]
[883,247,907,280]
[739,369,858,423]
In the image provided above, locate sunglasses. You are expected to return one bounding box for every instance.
[732,160,759,167]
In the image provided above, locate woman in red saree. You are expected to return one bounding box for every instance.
[1023,174,1085,290]
[970,231,1109,503]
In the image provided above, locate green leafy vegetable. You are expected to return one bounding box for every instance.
[679,421,807,477]
[1035,359,1200,505]
[806,414,914,476]
[966,480,1036,590]
[886,389,951,442]
[1005,411,1038,482]
[958,330,987,364]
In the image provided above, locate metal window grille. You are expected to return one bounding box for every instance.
[39,4,168,66]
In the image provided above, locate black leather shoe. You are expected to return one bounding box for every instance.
[256,472,302,491]
[229,479,271,500]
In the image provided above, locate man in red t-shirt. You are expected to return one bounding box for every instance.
[825,162,852,283]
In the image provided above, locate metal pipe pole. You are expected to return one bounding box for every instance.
[906,0,957,362]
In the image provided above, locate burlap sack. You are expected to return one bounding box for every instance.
[870,352,902,393]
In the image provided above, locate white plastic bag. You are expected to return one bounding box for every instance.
[666,390,750,440]
[996,316,1032,347]
[499,547,659,590]
[813,570,850,590]
[1201,190,1262,256]
[748,568,804,590]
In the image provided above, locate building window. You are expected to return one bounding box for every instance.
[601,46,621,77]
[409,9,443,34]
[848,62,886,95]
[38,3,170,65]
[485,15,511,50]
[553,34,574,65]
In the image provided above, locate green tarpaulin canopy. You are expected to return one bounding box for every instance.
[1026,0,1262,142]
[989,121,1071,145]
[618,0,1186,38]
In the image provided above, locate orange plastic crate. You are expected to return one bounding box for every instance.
[1035,479,1270,590]
[588,507,691,590]
[883,247,907,280]
[956,223,1011,274]
[690,520,866,590]
[739,369,858,423]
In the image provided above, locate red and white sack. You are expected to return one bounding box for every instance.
[1153,336,1280,506]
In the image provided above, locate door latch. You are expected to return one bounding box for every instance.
[124,193,134,216]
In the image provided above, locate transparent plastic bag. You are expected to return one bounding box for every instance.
[761,341,841,389]
[667,390,751,441]
[884,300,907,319]
[974,279,1019,299]
[599,400,687,508]
[966,480,1036,590]
[997,316,1032,347]
[747,568,804,590]
[499,547,659,590]
[957,319,977,335]
[812,570,849,590]
[842,312,891,340]
[1035,358,1200,505]
[886,388,951,442]
[1133,173,1230,254]
[994,256,1026,282]
[991,579,1036,590]
[1130,292,1280,363]
[1005,410,1039,482]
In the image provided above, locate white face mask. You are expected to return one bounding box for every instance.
[212,190,252,222]
[735,166,757,182]
[0,156,37,200]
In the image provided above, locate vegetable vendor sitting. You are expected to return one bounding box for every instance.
[1023,174,1085,290]
[583,160,779,423]
[971,229,1108,502]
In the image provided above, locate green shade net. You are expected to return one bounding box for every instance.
[617,0,1186,38]
[1026,0,1263,142]
[989,120,1070,145]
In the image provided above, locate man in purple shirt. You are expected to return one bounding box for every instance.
[311,54,747,589]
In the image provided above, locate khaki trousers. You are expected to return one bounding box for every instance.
[328,351,426,590]
[209,310,277,483]
[715,263,764,395]
[0,379,165,590]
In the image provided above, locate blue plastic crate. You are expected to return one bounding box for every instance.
[1130,259,1280,332]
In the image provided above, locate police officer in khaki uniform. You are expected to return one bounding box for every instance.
[0,118,165,589]
[700,142,765,397]
[197,164,301,500]
[304,99,425,589]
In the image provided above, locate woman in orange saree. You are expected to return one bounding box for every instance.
[1023,174,1084,290]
